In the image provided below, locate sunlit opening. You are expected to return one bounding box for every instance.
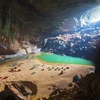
[80,5,100,27]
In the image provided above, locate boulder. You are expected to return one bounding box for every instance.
[0,45,15,55]
[9,40,21,51]
[0,81,37,100]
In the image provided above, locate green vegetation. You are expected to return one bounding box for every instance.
[0,5,14,42]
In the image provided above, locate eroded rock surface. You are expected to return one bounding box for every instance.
[0,81,37,100]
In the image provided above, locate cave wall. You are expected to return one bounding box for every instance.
[0,0,98,41]
[0,0,99,53]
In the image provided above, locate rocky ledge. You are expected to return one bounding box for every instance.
[0,39,41,60]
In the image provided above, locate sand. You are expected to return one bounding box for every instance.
[0,58,94,100]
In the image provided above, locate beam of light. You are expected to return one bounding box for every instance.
[80,5,100,27]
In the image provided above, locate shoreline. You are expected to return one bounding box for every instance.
[0,52,94,66]
[37,57,93,66]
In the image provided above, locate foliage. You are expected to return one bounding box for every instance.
[0,5,14,42]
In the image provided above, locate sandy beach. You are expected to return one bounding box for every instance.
[0,58,94,100]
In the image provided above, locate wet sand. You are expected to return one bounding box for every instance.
[0,58,94,99]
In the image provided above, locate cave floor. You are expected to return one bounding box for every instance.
[0,58,94,99]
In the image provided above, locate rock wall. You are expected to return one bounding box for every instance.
[0,0,99,55]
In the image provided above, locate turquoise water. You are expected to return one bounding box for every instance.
[37,52,93,65]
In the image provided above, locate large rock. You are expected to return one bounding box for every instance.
[0,45,15,55]
[9,40,21,51]
[0,81,37,100]
[0,39,20,55]
[75,73,100,100]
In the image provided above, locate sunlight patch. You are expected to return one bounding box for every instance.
[80,5,100,27]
